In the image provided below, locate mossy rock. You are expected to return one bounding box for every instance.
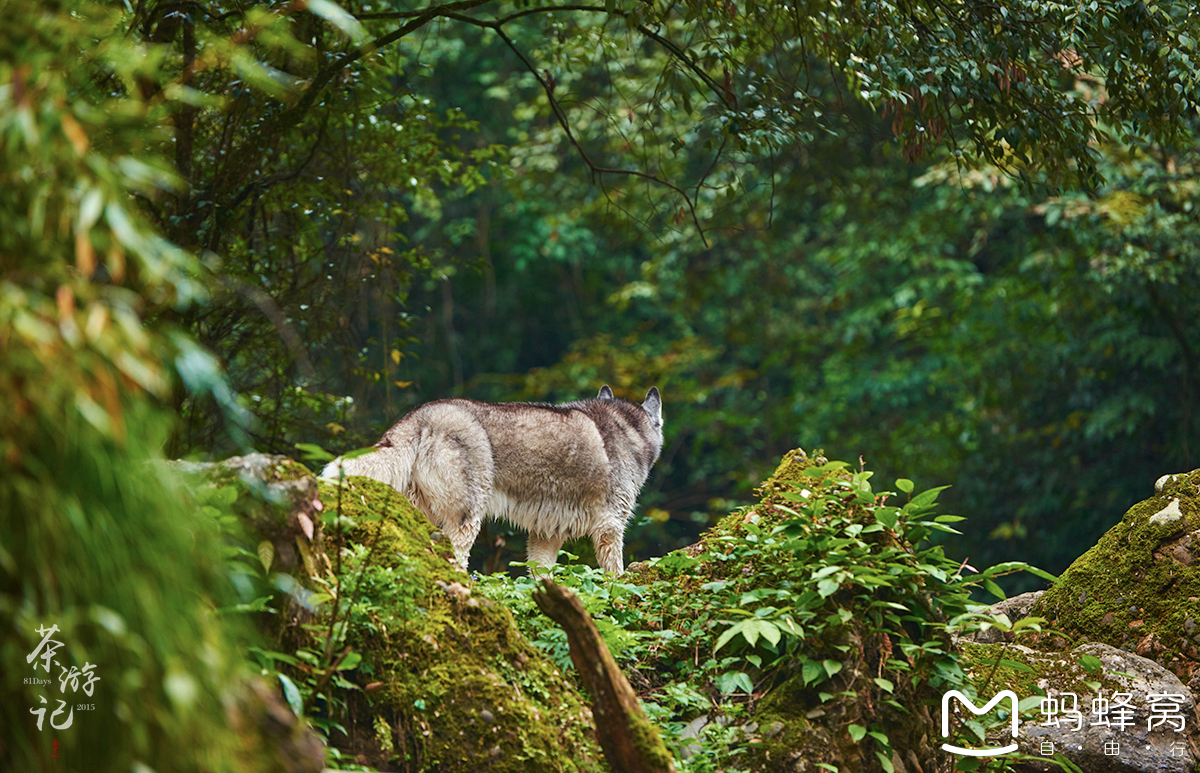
[183,457,606,772]
[629,448,837,584]
[1030,468,1200,681]
[958,641,1198,771]
[315,475,605,771]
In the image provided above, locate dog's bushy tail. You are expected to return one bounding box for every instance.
[320,442,417,495]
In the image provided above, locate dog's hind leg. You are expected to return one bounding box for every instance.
[526,533,566,575]
[443,512,483,572]
[409,422,492,573]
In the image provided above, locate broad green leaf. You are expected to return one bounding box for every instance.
[294,443,335,462]
[257,540,274,573]
[714,623,743,652]
[715,670,754,695]
[278,673,303,717]
[1024,566,1060,584]
[757,620,782,647]
[910,485,951,508]
[817,578,841,597]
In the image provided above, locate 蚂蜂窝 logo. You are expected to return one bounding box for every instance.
[941,690,1019,756]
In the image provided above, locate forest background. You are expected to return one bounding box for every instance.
[6,0,1200,591]
[4,0,1200,769]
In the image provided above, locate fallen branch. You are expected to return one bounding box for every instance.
[532,579,676,773]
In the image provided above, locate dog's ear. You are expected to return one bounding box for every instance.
[598,385,615,400]
[642,387,662,425]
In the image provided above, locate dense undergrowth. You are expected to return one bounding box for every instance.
[475,449,1059,772]
[192,447,1068,772]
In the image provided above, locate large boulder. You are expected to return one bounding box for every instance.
[184,453,605,772]
[1031,470,1200,686]
[960,640,1196,773]
[958,469,1200,773]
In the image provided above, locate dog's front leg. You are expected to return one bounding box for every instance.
[592,528,625,574]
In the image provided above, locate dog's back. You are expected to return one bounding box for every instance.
[324,386,662,573]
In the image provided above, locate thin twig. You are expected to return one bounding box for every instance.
[487,23,710,245]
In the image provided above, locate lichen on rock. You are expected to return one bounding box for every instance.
[1031,468,1200,685]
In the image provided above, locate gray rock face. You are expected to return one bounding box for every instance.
[994,643,1196,773]
[168,453,323,573]
[957,591,1045,644]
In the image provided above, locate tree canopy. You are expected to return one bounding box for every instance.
[4,0,1200,632]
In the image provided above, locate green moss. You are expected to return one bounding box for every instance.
[762,447,823,488]
[310,475,606,772]
[740,676,841,771]
[1030,469,1200,676]
[959,642,1118,698]
[632,448,838,585]
[188,454,314,488]
[627,704,675,769]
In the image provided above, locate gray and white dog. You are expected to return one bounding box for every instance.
[322,386,663,574]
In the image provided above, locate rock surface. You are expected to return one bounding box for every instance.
[983,643,1197,773]
[1032,469,1200,682]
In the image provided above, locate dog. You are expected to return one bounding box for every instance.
[322,386,663,574]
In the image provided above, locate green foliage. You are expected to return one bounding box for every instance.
[204,455,406,744]
[477,451,1056,770]
[0,2,269,768]
[108,0,1196,461]
[53,0,1188,588]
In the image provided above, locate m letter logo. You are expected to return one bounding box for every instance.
[941,690,1020,756]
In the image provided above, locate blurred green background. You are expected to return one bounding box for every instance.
[158,2,1199,588]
